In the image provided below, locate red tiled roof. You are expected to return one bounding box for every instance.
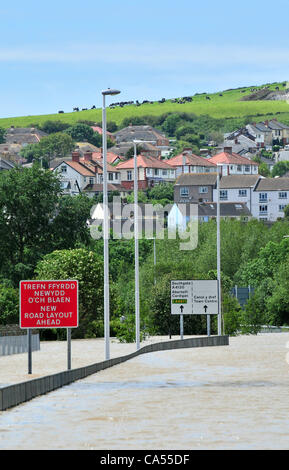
[91,126,113,137]
[83,159,119,174]
[165,153,216,167]
[91,151,120,164]
[116,154,173,170]
[60,160,95,176]
[208,151,259,166]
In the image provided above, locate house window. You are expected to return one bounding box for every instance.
[237,165,242,172]
[259,205,268,214]
[108,173,113,181]
[89,177,94,184]
[244,166,250,172]
[184,165,189,173]
[115,173,119,180]
[220,190,228,200]
[162,170,167,176]
[154,169,159,176]
[259,193,267,202]
[180,187,189,197]
[239,189,247,197]
[199,186,208,194]
[279,204,286,211]
[127,170,132,181]
[279,191,287,199]
[61,165,67,173]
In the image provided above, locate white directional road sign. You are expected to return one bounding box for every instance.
[171,280,218,315]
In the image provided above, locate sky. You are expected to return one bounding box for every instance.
[1,0,289,118]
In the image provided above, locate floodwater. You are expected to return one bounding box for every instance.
[0,333,289,450]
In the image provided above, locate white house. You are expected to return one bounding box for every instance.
[212,175,261,213]
[53,151,96,195]
[251,177,289,221]
[208,148,259,176]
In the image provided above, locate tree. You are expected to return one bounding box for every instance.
[271,161,289,177]
[258,162,271,177]
[49,194,94,250]
[64,123,102,147]
[0,165,62,284]
[0,127,6,144]
[0,281,19,325]
[40,120,70,134]
[147,183,174,202]
[19,132,75,166]
[162,114,181,136]
[34,248,106,338]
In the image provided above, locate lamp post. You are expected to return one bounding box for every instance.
[132,139,154,350]
[217,163,222,336]
[102,88,120,360]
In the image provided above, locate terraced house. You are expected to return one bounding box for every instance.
[116,154,175,189]
[251,177,289,222]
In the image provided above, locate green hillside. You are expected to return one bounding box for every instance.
[1,81,289,129]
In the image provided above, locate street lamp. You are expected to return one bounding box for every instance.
[132,139,154,350]
[216,163,222,336]
[102,88,120,360]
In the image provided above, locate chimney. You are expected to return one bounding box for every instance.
[84,151,93,162]
[182,152,187,167]
[72,151,80,162]
[224,146,232,154]
[264,120,269,127]
[235,138,238,144]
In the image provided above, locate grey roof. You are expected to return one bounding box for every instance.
[83,183,122,193]
[219,174,260,189]
[175,173,218,186]
[198,202,251,217]
[175,202,251,217]
[5,127,48,145]
[114,125,168,145]
[0,158,15,170]
[255,177,289,191]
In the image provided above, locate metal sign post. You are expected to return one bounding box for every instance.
[180,313,184,339]
[67,328,71,370]
[27,329,32,374]
[207,315,211,336]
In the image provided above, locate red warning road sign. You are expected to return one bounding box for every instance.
[20,280,78,328]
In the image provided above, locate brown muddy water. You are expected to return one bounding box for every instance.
[0,333,288,450]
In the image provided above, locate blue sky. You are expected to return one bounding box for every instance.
[1,0,289,118]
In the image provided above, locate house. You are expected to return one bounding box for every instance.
[89,202,172,237]
[174,173,217,204]
[275,149,289,163]
[4,126,47,145]
[90,126,116,142]
[109,141,162,159]
[246,119,289,147]
[0,157,15,170]
[164,148,217,177]
[220,133,258,156]
[90,150,121,165]
[52,151,96,195]
[212,174,260,213]
[116,154,176,189]
[208,148,259,175]
[251,177,289,221]
[113,125,170,150]
[168,202,251,231]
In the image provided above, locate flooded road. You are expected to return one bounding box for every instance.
[0,333,288,450]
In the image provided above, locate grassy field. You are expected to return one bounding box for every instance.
[1,81,289,129]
